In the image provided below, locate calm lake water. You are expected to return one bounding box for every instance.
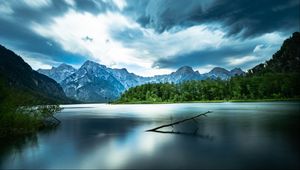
[1,102,300,169]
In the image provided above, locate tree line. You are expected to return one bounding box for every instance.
[115,73,300,103]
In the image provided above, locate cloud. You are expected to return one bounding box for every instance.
[0,0,119,69]
[111,24,226,65]
[152,46,252,70]
[0,16,86,65]
[73,0,110,14]
[253,44,265,53]
[82,36,94,42]
[113,0,127,10]
[31,10,144,67]
[23,0,52,9]
[31,10,229,75]
[0,0,297,76]
[0,2,13,15]
[226,56,258,66]
[20,52,55,70]
[125,0,299,38]
[152,32,286,71]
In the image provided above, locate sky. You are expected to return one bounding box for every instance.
[0,0,299,76]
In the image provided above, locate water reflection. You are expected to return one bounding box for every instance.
[0,126,58,166]
[147,130,214,140]
[1,102,299,169]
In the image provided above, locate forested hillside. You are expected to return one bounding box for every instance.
[0,45,72,104]
[0,45,72,137]
[248,32,300,75]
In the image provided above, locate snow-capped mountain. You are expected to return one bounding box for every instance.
[148,66,204,83]
[38,60,244,102]
[60,60,125,102]
[38,64,77,83]
[106,67,146,89]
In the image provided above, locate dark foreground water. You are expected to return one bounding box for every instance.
[1,102,300,169]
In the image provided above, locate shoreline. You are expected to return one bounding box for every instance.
[110,98,300,105]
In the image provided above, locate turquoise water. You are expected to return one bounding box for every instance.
[1,102,299,169]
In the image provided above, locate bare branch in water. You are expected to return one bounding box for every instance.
[146,111,212,132]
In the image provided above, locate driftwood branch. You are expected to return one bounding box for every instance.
[149,130,213,140]
[48,113,61,124]
[146,111,212,132]
[43,108,62,126]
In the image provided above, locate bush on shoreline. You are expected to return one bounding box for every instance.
[0,104,62,138]
[0,77,62,138]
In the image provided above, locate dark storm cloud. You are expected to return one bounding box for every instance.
[152,45,254,70]
[151,34,285,71]
[125,0,300,38]
[0,0,298,73]
[0,0,118,66]
[74,0,118,14]
[7,0,70,24]
[0,0,86,64]
[6,0,116,24]
[0,17,86,64]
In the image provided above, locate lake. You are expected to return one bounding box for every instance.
[1,102,300,169]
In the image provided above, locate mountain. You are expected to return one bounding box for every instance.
[149,66,204,83]
[0,44,70,103]
[39,60,244,102]
[38,64,77,83]
[203,67,245,80]
[230,68,245,76]
[249,32,300,75]
[106,67,146,89]
[204,67,231,79]
[61,60,125,102]
[4,32,299,103]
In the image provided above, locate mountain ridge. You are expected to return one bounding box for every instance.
[38,60,245,102]
[60,60,125,102]
[39,61,244,82]
[38,63,77,83]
